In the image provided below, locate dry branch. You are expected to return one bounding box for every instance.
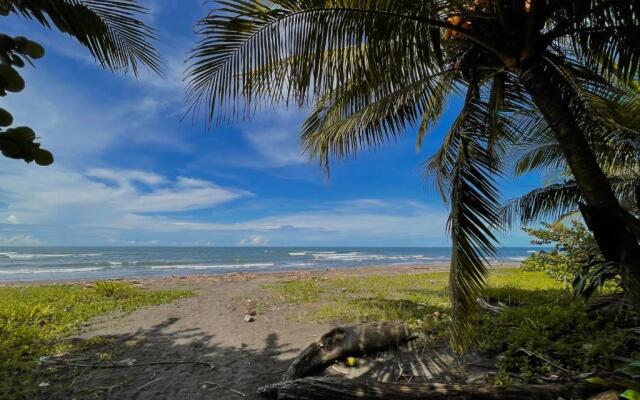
[282,322,412,381]
[258,376,604,399]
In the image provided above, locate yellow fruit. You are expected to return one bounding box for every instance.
[345,357,358,367]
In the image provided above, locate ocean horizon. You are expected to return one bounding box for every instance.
[0,246,542,282]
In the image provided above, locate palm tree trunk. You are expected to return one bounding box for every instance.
[518,63,640,312]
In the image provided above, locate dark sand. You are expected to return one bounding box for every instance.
[33,264,510,399]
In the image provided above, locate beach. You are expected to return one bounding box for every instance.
[17,263,520,399]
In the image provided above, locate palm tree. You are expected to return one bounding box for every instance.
[3,0,161,74]
[0,0,161,164]
[185,0,640,350]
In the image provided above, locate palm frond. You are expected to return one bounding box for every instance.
[514,54,640,176]
[301,68,454,173]
[549,0,640,83]
[7,0,161,75]
[426,87,503,351]
[504,175,640,228]
[186,0,452,126]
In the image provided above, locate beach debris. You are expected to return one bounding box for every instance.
[244,314,255,322]
[588,391,622,400]
[258,376,606,399]
[201,382,246,397]
[38,381,50,387]
[282,322,413,381]
[124,338,144,348]
[477,297,509,313]
[38,356,215,370]
[432,311,446,320]
[245,298,257,316]
[226,387,246,397]
[329,364,350,375]
[340,287,347,293]
[136,377,162,391]
[516,348,571,375]
[345,357,358,368]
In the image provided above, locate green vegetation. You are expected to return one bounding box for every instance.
[0,281,192,398]
[267,269,637,383]
[521,221,620,299]
[1,1,160,165]
[522,221,597,286]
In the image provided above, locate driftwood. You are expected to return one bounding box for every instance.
[477,297,508,313]
[258,376,604,400]
[282,322,412,381]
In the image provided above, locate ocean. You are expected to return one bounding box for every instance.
[0,247,539,282]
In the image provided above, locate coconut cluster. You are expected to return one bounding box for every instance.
[444,0,532,40]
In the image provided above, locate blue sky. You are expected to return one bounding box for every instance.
[0,1,543,247]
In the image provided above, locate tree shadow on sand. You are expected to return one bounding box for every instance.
[30,285,540,400]
[34,317,296,400]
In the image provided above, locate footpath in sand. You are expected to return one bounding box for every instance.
[47,267,496,400]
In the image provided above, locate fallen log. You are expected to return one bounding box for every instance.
[282,322,412,381]
[258,376,604,399]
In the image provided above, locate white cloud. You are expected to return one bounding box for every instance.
[86,168,167,187]
[0,160,449,245]
[244,127,306,167]
[125,177,249,213]
[0,162,249,237]
[239,235,269,246]
[240,109,308,168]
[3,69,191,163]
[0,234,41,245]
[97,199,449,246]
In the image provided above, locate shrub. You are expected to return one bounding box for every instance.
[93,280,135,299]
[522,220,620,297]
[478,297,629,383]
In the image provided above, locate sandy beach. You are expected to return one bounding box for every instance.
[30,264,516,399]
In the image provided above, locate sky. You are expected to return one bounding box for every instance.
[0,1,543,247]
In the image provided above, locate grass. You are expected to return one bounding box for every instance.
[266,268,637,383]
[0,281,192,398]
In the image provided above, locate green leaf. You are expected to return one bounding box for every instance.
[621,389,640,400]
[10,54,26,68]
[8,126,36,142]
[0,140,20,158]
[0,107,12,127]
[618,361,640,379]
[586,376,606,385]
[34,149,53,166]
[15,38,45,59]
[0,64,25,92]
